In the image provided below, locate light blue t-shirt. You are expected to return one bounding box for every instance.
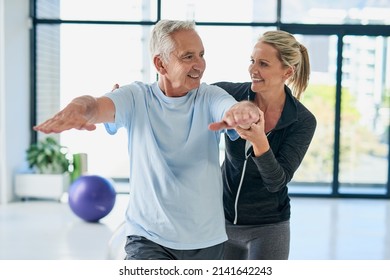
[104,81,237,250]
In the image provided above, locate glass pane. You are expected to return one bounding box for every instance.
[198,26,274,83]
[36,24,61,126]
[36,0,60,18]
[161,0,276,22]
[282,0,390,25]
[37,24,153,178]
[37,0,157,21]
[339,35,389,195]
[289,35,337,195]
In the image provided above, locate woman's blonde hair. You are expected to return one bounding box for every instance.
[259,30,310,100]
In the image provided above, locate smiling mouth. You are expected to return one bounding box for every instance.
[188,71,202,79]
[252,78,263,82]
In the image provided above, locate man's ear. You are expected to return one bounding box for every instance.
[153,55,167,75]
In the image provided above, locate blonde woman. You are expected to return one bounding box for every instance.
[214,30,316,259]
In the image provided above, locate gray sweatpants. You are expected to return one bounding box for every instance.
[224,220,290,260]
[124,235,225,260]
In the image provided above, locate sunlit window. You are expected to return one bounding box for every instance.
[34,0,390,197]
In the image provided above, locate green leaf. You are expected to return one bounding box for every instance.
[26,137,71,174]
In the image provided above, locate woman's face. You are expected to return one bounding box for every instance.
[248,41,291,94]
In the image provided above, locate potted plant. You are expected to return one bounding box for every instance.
[15,137,72,200]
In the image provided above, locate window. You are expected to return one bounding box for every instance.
[339,36,389,195]
[289,35,338,195]
[282,0,390,25]
[32,0,390,197]
[161,0,276,23]
[58,24,153,178]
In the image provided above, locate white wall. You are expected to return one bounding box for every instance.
[0,0,30,204]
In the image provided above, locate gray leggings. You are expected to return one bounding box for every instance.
[223,220,290,260]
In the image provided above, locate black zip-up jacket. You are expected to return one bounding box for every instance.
[214,82,317,225]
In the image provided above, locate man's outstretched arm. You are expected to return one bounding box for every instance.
[34,96,115,134]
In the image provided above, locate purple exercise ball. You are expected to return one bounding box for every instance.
[68,175,116,222]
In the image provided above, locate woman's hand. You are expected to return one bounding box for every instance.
[112,84,120,91]
[208,101,260,131]
[235,109,270,157]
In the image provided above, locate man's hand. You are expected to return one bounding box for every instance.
[33,96,98,134]
[208,101,260,131]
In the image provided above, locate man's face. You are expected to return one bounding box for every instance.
[159,29,206,97]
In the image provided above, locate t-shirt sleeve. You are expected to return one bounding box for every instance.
[207,85,235,121]
[103,84,136,135]
[206,84,240,140]
[225,129,239,141]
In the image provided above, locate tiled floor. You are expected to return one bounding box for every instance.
[0,195,389,260]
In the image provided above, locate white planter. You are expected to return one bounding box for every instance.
[15,173,70,201]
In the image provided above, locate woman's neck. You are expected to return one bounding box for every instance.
[254,88,285,113]
[254,88,286,132]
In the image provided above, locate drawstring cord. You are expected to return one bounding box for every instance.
[233,130,272,224]
[234,94,252,224]
[233,140,252,224]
